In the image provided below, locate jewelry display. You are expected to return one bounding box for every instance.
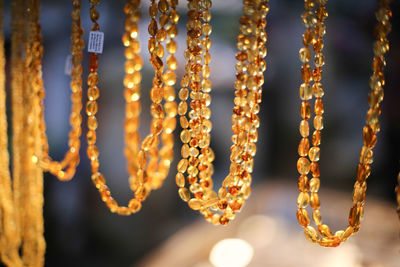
[175,0,269,225]
[295,0,392,247]
[85,0,179,215]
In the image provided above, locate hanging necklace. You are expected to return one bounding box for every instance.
[175,0,269,225]
[86,0,179,215]
[0,0,46,265]
[295,0,392,247]
[31,0,84,181]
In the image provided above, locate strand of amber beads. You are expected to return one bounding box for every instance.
[34,0,84,181]
[296,0,392,247]
[20,0,46,264]
[86,0,178,215]
[176,0,268,225]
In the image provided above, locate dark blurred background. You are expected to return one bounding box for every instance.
[2,0,400,266]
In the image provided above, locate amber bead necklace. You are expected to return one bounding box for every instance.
[295,0,392,247]
[86,0,179,215]
[30,0,85,181]
[0,0,46,265]
[175,0,269,225]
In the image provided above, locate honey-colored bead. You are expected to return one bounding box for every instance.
[299,83,312,100]
[318,224,332,238]
[178,187,191,202]
[296,208,310,227]
[298,138,310,157]
[359,146,373,164]
[309,178,320,192]
[297,192,310,208]
[312,209,322,225]
[304,226,319,243]
[300,101,311,120]
[362,125,377,148]
[297,157,311,175]
[310,192,320,209]
[308,147,320,162]
[299,120,309,137]
[313,115,323,130]
[318,236,341,248]
[299,47,311,63]
[298,175,309,192]
[349,205,363,227]
[128,199,142,213]
[188,198,203,210]
[311,130,321,146]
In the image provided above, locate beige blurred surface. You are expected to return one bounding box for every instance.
[137,181,400,267]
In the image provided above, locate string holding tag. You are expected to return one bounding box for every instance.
[88,31,104,54]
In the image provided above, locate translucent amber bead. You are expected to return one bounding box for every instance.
[313,115,323,130]
[304,226,318,243]
[298,175,309,192]
[91,172,105,189]
[312,210,322,225]
[300,101,311,120]
[188,198,203,210]
[356,163,371,183]
[318,224,332,238]
[298,138,310,157]
[177,159,188,173]
[359,146,373,164]
[299,47,311,63]
[318,236,341,247]
[312,82,324,98]
[296,208,310,227]
[128,199,141,213]
[297,157,311,175]
[297,192,310,208]
[362,125,377,148]
[299,120,309,138]
[312,130,321,146]
[310,192,320,209]
[86,101,98,116]
[309,178,320,192]
[178,187,190,202]
[299,83,312,100]
[314,98,324,115]
[301,64,312,82]
[308,147,320,162]
[349,205,363,227]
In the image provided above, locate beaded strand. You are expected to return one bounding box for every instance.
[38,0,85,181]
[296,0,392,247]
[86,0,179,215]
[176,0,269,225]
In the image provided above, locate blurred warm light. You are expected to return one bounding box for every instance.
[209,238,254,267]
[237,215,277,248]
[323,244,363,267]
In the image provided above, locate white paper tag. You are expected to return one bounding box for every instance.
[64,55,72,76]
[88,31,104,54]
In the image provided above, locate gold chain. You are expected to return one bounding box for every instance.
[296,0,392,247]
[86,0,179,215]
[175,0,269,225]
[36,0,84,181]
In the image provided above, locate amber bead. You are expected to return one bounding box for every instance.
[304,226,318,243]
[297,157,311,175]
[298,138,310,157]
[297,208,310,227]
[300,101,311,120]
[297,192,310,208]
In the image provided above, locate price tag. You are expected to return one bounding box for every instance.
[88,31,104,54]
[64,55,72,76]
